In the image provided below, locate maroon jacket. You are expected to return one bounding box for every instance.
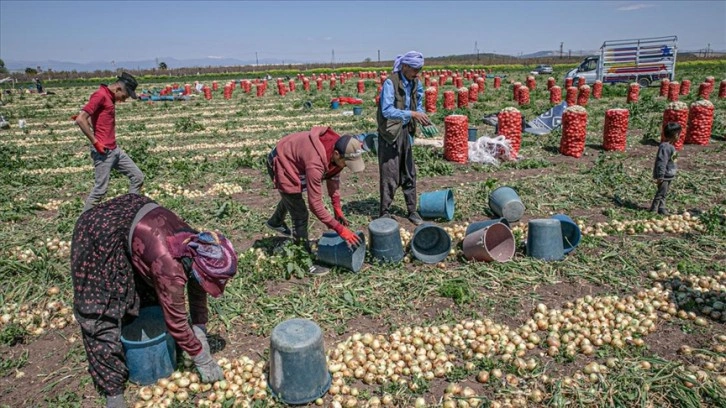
[270,126,343,231]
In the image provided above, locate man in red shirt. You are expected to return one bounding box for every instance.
[76,72,145,212]
[266,126,364,274]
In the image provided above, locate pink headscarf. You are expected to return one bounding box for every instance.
[167,231,238,298]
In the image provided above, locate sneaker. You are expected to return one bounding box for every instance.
[407,212,424,226]
[265,220,292,236]
[308,264,330,276]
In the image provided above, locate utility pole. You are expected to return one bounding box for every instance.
[475,41,480,61]
[331,49,335,67]
[255,52,259,67]
[568,49,571,58]
[560,42,564,59]
[377,49,380,63]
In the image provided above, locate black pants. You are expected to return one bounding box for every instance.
[378,131,417,217]
[267,150,310,247]
[650,179,671,212]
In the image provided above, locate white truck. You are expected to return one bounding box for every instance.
[565,36,678,87]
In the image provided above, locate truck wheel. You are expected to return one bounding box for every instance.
[637,77,651,88]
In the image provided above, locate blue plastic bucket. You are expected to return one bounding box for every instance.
[411,223,452,264]
[268,318,331,405]
[331,100,340,109]
[465,218,510,236]
[316,231,366,272]
[488,186,525,223]
[462,223,515,262]
[551,214,581,254]
[468,128,478,142]
[353,106,363,116]
[120,306,177,386]
[526,219,564,261]
[419,189,455,221]
[368,218,404,263]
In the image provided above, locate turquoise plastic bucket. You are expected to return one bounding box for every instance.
[488,186,525,222]
[368,218,404,263]
[526,219,564,261]
[331,100,340,109]
[551,214,581,254]
[419,189,455,221]
[316,231,366,272]
[411,223,451,264]
[468,128,478,142]
[353,106,363,116]
[268,319,331,405]
[120,306,177,386]
[465,218,510,236]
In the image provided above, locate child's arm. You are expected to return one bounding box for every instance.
[653,145,668,181]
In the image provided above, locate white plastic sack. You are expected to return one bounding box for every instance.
[468,135,513,165]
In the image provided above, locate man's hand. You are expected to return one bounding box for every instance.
[192,325,211,355]
[333,205,349,226]
[411,111,432,126]
[338,228,361,248]
[192,350,223,383]
[93,140,107,154]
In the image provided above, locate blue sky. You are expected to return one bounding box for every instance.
[1,0,724,63]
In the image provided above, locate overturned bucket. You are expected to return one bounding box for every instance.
[268,318,331,405]
[465,217,511,236]
[120,306,177,386]
[551,214,581,254]
[316,231,366,272]
[419,189,455,221]
[462,223,516,262]
[526,219,564,261]
[353,106,363,116]
[488,186,525,223]
[468,128,478,142]
[411,223,452,264]
[368,218,404,263]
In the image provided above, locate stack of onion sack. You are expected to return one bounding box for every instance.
[577,85,591,106]
[454,76,463,88]
[565,77,574,88]
[469,83,479,102]
[517,86,530,106]
[498,107,522,159]
[705,76,715,86]
[662,101,688,150]
[424,74,430,87]
[203,86,212,100]
[457,87,469,108]
[512,82,522,101]
[494,76,501,89]
[288,80,295,92]
[566,86,578,106]
[593,80,603,99]
[256,83,265,97]
[627,83,639,103]
[277,82,286,96]
[303,78,310,91]
[329,78,336,90]
[526,76,536,90]
[550,86,562,104]
[212,81,219,91]
[667,82,680,101]
[357,80,365,94]
[602,109,629,151]
[439,75,447,86]
[547,77,555,90]
[316,78,323,91]
[425,87,438,113]
[684,100,714,146]
[680,79,691,95]
[560,105,588,158]
[444,91,455,110]
[444,115,469,163]
[659,79,670,97]
[577,76,586,87]
[698,82,712,99]
[477,77,485,93]
[223,84,232,100]
[719,80,726,98]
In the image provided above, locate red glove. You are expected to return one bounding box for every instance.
[336,227,361,248]
[93,140,107,154]
[333,205,349,226]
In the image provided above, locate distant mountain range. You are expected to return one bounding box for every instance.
[3,49,720,73]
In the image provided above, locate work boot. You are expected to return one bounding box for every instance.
[265,220,292,236]
[407,212,424,226]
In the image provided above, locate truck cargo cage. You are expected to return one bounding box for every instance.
[599,36,678,87]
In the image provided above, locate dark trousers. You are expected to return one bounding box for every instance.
[378,131,417,216]
[650,179,671,211]
[267,150,310,247]
[76,313,126,397]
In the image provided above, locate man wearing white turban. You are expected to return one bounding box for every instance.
[375,51,431,225]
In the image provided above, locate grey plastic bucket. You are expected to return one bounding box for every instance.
[411,223,452,264]
[368,218,404,263]
[526,219,564,261]
[465,218,510,236]
[268,318,331,405]
[551,214,581,254]
[316,231,366,272]
[120,306,177,386]
[468,128,478,142]
[419,189,455,221]
[488,186,525,222]
[364,133,379,154]
[462,223,515,262]
[353,106,363,116]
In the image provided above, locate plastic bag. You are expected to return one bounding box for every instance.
[467,135,513,165]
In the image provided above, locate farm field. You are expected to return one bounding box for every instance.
[0,61,725,408]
